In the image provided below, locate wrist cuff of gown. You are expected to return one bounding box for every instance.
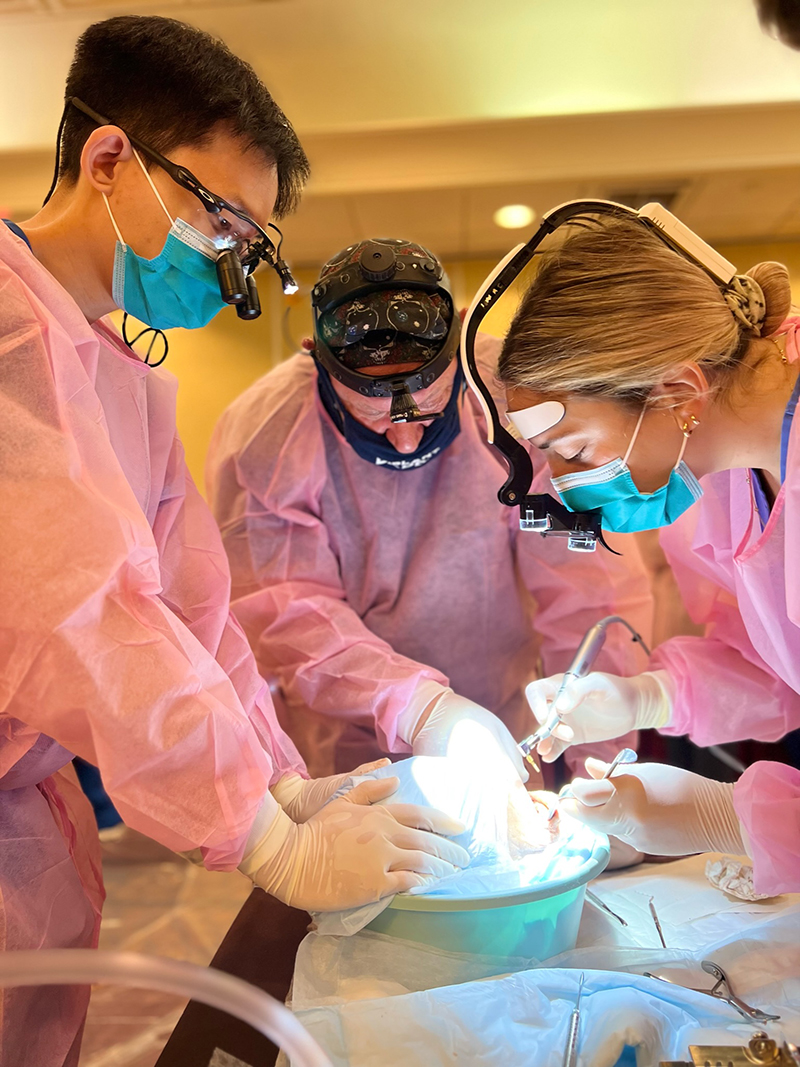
[637,670,674,730]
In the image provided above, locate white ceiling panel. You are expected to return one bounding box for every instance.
[276,194,359,265]
[277,167,800,271]
[674,168,800,240]
[2,0,800,150]
[346,188,468,256]
[0,0,280,12]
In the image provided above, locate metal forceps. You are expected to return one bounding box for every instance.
[643,960,780,1024]
[585,889,627,927]
[699,961,781,1024]
[648,896,667,949]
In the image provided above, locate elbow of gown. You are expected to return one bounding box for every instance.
[734,761,800,896]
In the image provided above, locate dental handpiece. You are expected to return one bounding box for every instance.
[519,615,649,764]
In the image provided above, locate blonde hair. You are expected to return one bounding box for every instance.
[498,216,792,406]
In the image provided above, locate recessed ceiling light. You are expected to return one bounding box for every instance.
[493,204,536,229]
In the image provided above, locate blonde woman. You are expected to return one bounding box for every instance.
[499,214,799,896]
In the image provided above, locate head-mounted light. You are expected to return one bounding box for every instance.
[311,239,459,423]
[53,98,299,317]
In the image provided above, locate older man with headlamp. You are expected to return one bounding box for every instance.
[209,237,654,817]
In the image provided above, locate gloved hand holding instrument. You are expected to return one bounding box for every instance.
[526,671,672,763]
[559,746,638,801]
[560,759,748,858]
[520,616,658,768]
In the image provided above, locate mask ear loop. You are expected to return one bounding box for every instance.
[131,147,174,225]
[102,191,125,245]
[673,414,698,470]
[623,406,692,474]
[673,432,690,470]
[623,407,647,466]
[101,165,170,367]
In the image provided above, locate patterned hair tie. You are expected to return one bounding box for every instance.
[723,275,766,336]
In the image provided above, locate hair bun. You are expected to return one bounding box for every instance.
[745,261,792,337]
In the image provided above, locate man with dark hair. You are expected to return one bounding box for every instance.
[754,0,800,48]
[0,19,466,1065]
[57,15,308,217]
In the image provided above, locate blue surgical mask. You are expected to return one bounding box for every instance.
[316,363,463,470]
[550,408,703,533]
[102,150,227,331]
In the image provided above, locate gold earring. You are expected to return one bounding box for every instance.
[681,414,700,438]
[772,336,788,365]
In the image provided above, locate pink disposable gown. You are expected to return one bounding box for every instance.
[653,318,800,895]
[0,224,302,1066]
[207,334,653,779]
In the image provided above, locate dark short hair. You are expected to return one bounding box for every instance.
[59,15,309,217]
[754,0,800,48]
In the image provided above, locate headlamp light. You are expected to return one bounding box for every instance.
[54,98,300,320]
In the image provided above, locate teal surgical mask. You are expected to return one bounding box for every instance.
[550,408,703,533]
[102,149,228,331]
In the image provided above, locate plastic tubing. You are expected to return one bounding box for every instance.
[0,949,331,1067]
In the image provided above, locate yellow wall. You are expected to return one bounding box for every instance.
[157,242,800,492]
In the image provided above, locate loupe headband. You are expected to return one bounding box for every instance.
[460,197,738,550]
[311,246,445,315]
[311,239,459,423]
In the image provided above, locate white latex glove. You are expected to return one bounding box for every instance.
[525,671,672,762]
[271,760,392,822]
[409,689,528,782]
[239,779,470,912]
[561,758,747,858]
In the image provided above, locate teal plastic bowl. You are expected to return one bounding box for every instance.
[366,825,609,961]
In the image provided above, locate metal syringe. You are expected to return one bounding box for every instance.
[518,615,650,769]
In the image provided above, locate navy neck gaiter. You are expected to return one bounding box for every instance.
[316,362,463,470]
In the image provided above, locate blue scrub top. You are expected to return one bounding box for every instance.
[751,371,800,528]
[2,218,32,250]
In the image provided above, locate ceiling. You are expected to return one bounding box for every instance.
[0,0,279,14]
[1,0,799,148]
[2,0,800,268]
[277,165,800,266]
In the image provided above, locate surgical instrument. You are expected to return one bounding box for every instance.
[644,960,780,1024]
[701,960,780,1024]
[649,896,667,949]
[585,889,628,927]
[563,973,584,1067]
[603,747,638,778]
[558,746,638,802]
[518,616,650,765]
